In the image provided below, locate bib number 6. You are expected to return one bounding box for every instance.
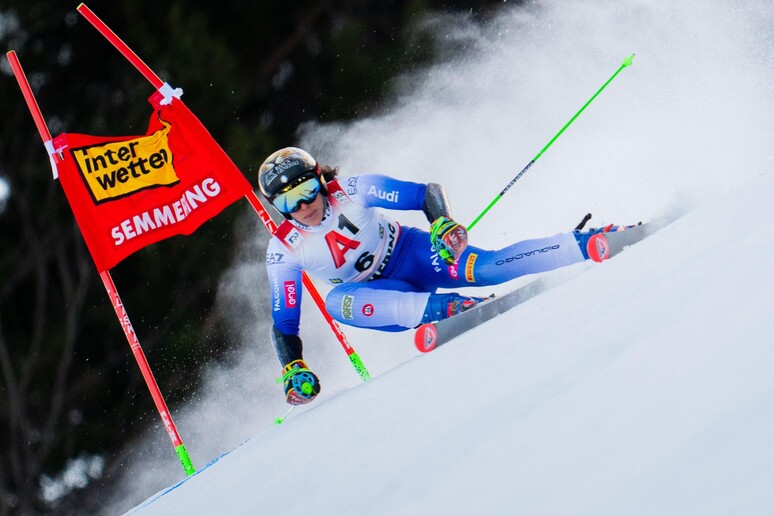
[354,251,375,272]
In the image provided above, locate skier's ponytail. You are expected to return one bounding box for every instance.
[320,165,340,183]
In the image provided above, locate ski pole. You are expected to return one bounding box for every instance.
[467,54,635,231]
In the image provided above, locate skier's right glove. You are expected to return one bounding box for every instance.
[279,359,321,405]
[430,216,468,265]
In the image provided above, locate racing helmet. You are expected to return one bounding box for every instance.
[257,147,326,217]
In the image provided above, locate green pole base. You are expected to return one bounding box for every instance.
[349,352,371,382]
[175,444,196,476]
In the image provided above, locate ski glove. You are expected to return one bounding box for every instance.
[279,359,321,405]
[430,216,468,265]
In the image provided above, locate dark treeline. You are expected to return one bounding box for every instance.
[0,1,511,513]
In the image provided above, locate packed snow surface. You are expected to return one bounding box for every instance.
[101,0,774,514]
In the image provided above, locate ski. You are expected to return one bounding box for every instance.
[414,223,652,352]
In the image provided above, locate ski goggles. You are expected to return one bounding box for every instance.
[270,174,322,214]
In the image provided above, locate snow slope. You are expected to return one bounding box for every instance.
[125,172,774,515]
[126,172,774,516]
[104,0,774,514]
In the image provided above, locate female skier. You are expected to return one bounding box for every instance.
[259,147,632,404]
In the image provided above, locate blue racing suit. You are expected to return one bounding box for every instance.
[265,174,585,334]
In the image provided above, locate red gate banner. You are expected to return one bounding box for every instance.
[52,92,251,271]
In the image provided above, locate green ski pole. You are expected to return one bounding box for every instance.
[467,54,635,231]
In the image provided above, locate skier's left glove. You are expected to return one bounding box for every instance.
[279,359,321,405]
[430,216,468,265]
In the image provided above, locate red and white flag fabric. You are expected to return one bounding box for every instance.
[51,91,251,271]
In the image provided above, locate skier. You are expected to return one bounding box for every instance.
[259,147,634,404]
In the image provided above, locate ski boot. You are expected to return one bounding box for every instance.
[573,213,642,262]
[421,293,488,324]
[280,359,321,405]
